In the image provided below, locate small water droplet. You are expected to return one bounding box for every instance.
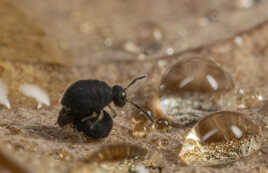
[131,123,150,138]
[154,119,171,132]
[83,144,147,163]
[157,138,170,150]
[49,149,73,161]
[152,57,234,125]
[178,111,263,166]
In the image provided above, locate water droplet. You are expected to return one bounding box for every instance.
[152,57,234,125]
[49,149,73,161]
[178,111,263,166]
[83,144,147,163]
[157,138,170,150]
[19,83,50,109]
[153,119,171,132]
[131,123,150,138]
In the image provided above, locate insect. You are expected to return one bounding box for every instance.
[56,75,154,138]
[75,110,113,139]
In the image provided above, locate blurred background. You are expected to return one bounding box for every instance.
[2,0,268,65]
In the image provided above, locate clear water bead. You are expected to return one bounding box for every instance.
[153,56,235,125]
[178,111,263,166]
[131,123,150,138]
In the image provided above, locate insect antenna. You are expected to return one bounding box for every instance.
[124,75,147,91]
[128,100,154,122]
[124,75,153,122]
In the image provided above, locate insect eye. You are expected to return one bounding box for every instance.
[122,92,126,97]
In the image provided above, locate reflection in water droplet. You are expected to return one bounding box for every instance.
[19,83,50,109]
[152,56,235,125]
[201,128,218,142]
[231,125,243,139]
[0,80,11,109]
[206,75,218,90]
[179,111,263,166]
[179,76,194,88]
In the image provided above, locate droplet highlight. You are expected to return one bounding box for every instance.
[19,83,50,109]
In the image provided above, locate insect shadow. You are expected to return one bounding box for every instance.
[23,125,101,144]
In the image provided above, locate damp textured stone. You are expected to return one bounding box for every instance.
[152,57,234,125]
[178,111,263,166]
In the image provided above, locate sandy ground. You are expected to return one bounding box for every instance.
[0,0,268,172]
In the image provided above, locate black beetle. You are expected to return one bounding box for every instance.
[56,75,153,138]
[75,110,113,139]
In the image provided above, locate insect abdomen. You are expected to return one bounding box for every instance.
[61,80,113,115]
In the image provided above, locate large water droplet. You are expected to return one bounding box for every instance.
[178,111,263,166]
[152,57,235,125]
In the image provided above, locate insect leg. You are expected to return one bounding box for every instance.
[108,105,117,118]
[81,112,98,122]
[89,111,104,129]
